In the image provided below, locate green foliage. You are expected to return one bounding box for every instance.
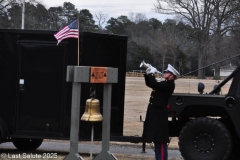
[79,9,98,32]
[0,12,8,28]
[105,16,132,35]
[0,0,16,28]
[188,54,198,76]
[175,47,188,75]
[149,18,162,30]
[127,41,153,71]
[7,3,22,29]
[48,3,89,31]
[48,6,65,30]
[35,4,50,30]
[162,19,176,31]
[62,2,79,23]
[24,3,50,30]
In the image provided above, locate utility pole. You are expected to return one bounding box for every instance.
[21,0,25,29]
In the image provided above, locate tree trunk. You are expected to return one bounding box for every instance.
[214,31,221,80]
[214,2,222,80]
[162,53,165,73]
[214,64,221,80]
[198,45,204,79]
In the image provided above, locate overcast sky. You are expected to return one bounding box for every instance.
[40,0,172,22]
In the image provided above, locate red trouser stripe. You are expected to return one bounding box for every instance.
[161,143,164,160]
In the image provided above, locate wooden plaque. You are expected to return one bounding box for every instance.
[90,67,108,83]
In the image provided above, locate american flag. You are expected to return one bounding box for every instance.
[54,20,78,45]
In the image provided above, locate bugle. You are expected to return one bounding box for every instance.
[140,60,162,75]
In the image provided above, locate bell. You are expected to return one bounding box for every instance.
[81,98,103,121]
[81,100,91,121]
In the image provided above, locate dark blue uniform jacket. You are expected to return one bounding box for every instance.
[142,73,175,143]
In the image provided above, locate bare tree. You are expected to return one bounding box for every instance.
[126,13,150,46]
[154,0,240,79]
[154,0,214,78]
[154,20,193,72]
[128,12,148,24]
[210,1,240,79]
[0,0,19,28]
[0,0,18,16]
[95,11,108,32]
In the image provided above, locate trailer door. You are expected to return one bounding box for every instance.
[16,41,67,137]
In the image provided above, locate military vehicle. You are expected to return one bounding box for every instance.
[168,55,240,160]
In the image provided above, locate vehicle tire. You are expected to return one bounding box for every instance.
[12,138,43,150]
[179,117,232,160]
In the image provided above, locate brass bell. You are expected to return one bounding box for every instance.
[81,98,103,121]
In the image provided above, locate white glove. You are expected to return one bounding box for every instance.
[146,67,151,74]
[150,67,157,74]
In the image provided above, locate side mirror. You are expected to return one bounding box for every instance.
[198,82,205,94]
[225,96,235,108]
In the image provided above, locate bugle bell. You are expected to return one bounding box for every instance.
[140,60,152,69]
[140,60,162,75]
[81,98,103,122]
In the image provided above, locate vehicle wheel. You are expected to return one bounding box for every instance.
[179,117,232,160]
[12,138,43,150]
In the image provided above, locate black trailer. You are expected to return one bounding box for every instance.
[0,29,128,150]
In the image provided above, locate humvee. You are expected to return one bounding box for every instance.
[168,57,240,160]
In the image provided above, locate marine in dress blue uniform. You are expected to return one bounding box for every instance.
[142,64,180,160]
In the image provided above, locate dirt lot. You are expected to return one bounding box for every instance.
[123,76,232,148]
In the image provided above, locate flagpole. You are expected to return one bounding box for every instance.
[21,0,25,29]
[78,17,80,66]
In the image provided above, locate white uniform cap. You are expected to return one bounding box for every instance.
[164,64,180,78]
